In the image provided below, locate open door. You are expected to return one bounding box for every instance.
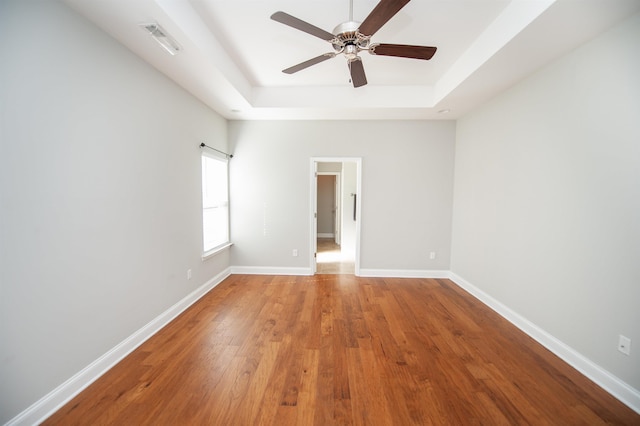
[333,174,341,245]
[312,161,318,274]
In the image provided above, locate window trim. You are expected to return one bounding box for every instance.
[202,242,232,261]
[201,150,230,256]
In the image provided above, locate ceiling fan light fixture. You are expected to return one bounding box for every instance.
[344,44,358,60]
[140,23,181,56]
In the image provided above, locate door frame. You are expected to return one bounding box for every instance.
[310,157,362,275]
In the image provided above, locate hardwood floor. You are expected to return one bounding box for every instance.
[44,275,639,425]
[316,238,354,274]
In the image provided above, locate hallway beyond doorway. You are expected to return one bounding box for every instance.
[316,238,355,274]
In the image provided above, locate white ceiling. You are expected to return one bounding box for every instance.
[64,0,640,120]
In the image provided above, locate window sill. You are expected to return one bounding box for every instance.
[202,242,233,261]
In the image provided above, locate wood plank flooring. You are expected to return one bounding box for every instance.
[316,238,355,274]
[44,275,639,425]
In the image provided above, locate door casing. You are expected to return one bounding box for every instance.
[310,157,362,275]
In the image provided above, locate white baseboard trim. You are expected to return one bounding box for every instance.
[358,268,450,279]
[230,266,313,276]
[317,233,334,238]
[7,267,232,426]
[448,272,640,415]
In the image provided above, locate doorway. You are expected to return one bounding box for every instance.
[317,173,340,243]
[316,237,355,274]
[310,158,361,275]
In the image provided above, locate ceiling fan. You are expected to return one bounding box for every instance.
[270,0,437,88]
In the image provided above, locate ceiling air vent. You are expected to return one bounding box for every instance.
[139,22,181,56]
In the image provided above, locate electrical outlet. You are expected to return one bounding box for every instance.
[292,249,298,257]
[187,269,192,280]
[429,251,436,260]
[618,335,631,356]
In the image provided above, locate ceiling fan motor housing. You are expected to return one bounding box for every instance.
[332,21,369,57]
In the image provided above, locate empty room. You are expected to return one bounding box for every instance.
[1,0,639,424]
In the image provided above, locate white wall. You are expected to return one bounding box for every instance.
[228,120,455,273]
[0,1,230,422]
[317,162,342,172]
[451,12,640,393]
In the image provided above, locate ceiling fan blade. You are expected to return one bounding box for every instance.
[369,43,437,60]
[358,0,410,37]
[283,53,336,74]
[348,58,367,88]
[271,11,335,41]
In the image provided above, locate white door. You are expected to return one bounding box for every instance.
[312,162,318,273]
[333,174,341,245]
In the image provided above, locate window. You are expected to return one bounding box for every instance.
[201,151,229,254]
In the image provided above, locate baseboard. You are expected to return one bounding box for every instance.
[230,267,447,279]
[358,268,450,279]
[317,233,334,238]
[448,272,640,415]
[230,266,313,276]
[7,267,232,426]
